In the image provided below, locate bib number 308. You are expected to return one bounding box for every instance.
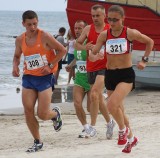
[25,54,44,70]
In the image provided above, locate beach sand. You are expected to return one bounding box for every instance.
[0,86,160,158]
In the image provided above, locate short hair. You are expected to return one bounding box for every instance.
[59,27,66,34]
[22,10,38,22]
[108,5,125,17]
[75,20,88,27]
[91,4,106,14]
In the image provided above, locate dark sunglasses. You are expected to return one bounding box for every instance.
[107,18,120,23]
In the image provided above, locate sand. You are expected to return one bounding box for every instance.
[0,86,160,158]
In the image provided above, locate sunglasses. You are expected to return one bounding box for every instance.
[107,18,120,23]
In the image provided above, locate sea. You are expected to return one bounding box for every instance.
[0,11,71,112]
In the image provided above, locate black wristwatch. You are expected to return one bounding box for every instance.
[48,63,54,69]
[142,56,149,63]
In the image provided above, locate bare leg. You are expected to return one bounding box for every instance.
[22,88,40,140]
[107,83,132,131]
[54,69,60,85]
[73,86,87,125]
[90,75,110,125]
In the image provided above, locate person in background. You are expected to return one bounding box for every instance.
[75,4,115,139]
[66,20,92,138]
[66,29,76,84]
[90,5,154,153]
[12,10,66,152]
[54,27,68,85]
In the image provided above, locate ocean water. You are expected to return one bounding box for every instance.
[0,11,70,90]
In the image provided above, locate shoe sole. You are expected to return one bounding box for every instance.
[132,138,139,147]
[106,121,116,140]
[53,106,63,132]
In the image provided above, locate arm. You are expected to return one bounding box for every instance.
[41,32,67,75]
[128,28,154,58]
[44,32,67,66]
[128,28,154,69]
[12,36,22,77]
[65,58,76,72]
[89,31,107,62]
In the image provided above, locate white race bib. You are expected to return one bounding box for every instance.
[24,54,44,70]
[76,61,86,73]
[106,38,127,54]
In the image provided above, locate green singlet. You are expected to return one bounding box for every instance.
[74,48,90,92]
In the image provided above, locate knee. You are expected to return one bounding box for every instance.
[37,111,48,121]
[74,99,82,110]
[90,89,98,101]
[24,107,34,118]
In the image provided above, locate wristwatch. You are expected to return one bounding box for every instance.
[142,56,149,63]
[48,63,54,69]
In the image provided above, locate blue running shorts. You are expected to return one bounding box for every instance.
[22,74,55,92]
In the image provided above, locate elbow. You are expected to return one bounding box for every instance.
[62,48,67,56]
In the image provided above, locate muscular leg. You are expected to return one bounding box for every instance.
[73,85,87,125]
[90,75,110,125]
[120,103,133,138]
[22,88,39,140]
[99,92,110,123]
[107,82,132,130]
[37,87,58,121]
[54,69,60,85]
[86,90,91,113]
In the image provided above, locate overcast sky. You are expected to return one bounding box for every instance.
[0,0,67,12]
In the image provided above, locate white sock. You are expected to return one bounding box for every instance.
[91,125,96,129]
[119,127,126,133]
[128,136,134,143]
[83,124,90,130]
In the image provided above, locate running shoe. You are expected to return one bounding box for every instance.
[106,119,116,139]
[122,136,138,153]
[86,126,97,138]
[78,129,88,138]
[52,106,63,132]
[26,140,43,153]
[118,127,129,145]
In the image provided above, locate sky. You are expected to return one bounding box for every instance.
[0,0,67,12]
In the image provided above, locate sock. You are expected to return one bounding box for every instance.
[91,125,96,129]
[119,127,126,133]
[128,136,134,143]
[83,124,90,130]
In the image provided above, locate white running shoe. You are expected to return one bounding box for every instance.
[85,126,97,138]
[106,119,116,139]
[78,129,88,138]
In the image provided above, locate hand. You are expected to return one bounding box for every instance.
[12,66,20,77]
[41,65,52,75]
[97,52,104,60]
[85,41,94,50]
[65,65,71,72]
[136,61,146,70]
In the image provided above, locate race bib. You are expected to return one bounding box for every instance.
[24,54,44,70]
[106,38,127,54]
[76,61,86,73]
